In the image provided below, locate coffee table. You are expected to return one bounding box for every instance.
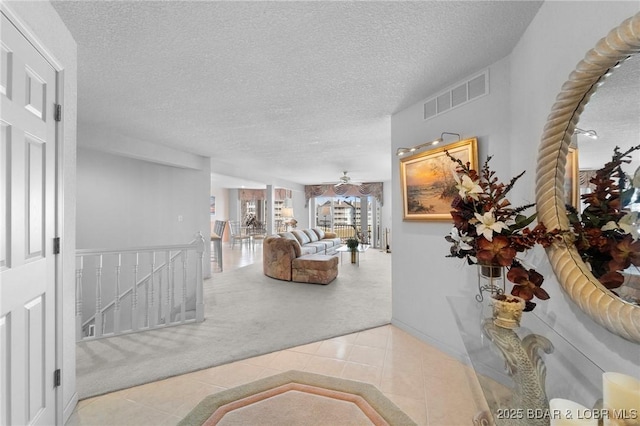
[336,244,370,266]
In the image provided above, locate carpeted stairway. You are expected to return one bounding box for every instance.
[76,250,391,398]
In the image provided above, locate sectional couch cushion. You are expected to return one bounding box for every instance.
[308,229,342,254]
[304,229,319,242]
[312,228,326,240]
[292,230,311,245]
[263,235,339,285]
[278,232,302,257]
[292,254,339,285]
[278,229,341,255]
[317,231,342,252]
[309,240,333,252]
[278,230,324,256]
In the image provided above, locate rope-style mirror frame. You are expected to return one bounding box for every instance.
[536,12,640,343]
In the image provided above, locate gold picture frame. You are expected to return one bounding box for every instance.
[400,137,478,221]
[565,147,579,209]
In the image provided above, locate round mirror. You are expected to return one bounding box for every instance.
[536,13,640,343]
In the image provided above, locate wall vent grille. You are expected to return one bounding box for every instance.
[423,69,489,120]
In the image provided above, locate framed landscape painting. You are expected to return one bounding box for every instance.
[564,147,579,209]
[400,137,478,221]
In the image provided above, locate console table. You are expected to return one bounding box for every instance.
[336,244,369,266]
[448,296,603,426]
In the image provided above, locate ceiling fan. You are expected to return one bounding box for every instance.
[334,171,361,187]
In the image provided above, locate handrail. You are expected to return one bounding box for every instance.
[80,242,193,330]
[75,233,206,341]
[76,242,197,256]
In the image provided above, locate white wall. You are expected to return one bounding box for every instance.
[3,0,78,422]
[77,147,212,277]
[228,188,240,222]
[391,56,513,355]
[391,2,640,376]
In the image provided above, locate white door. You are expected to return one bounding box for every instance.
[1,11,58,426]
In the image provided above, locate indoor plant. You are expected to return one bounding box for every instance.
[567,145,640,295]
[346,236,360,263]
[445,152,561,312]
[345,236,360,249]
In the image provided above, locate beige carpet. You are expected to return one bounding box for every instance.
[77,250,391,398]
[178,370,417,426]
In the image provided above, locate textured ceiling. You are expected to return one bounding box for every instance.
[578,54,640,171]
[51,0,543,187]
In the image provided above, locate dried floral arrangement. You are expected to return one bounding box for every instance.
[567,145,640,293]
[445,152,561,311]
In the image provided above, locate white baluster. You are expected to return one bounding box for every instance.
[75,256,84,341]
[165,250,172,324]
[94,255,103,338]
[149,252,157,327]
[144,268,149,328]
[75,232,205,339]
[131,253,139,331]
[195,232,205,322]
[113,253,121,334]
[158,262,163,324]
[170,255,176,322]
[181,251,187,322]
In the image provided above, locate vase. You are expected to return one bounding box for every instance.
[491,294,525,329]
[476,262,506,302]
[350,250,357,264]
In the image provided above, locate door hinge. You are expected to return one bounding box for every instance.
[54,369,61,387]
[53,237,60,255]
[54,104,62,122]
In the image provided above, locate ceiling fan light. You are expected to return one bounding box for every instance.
[574,127,599,139]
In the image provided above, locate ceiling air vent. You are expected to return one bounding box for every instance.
[437,93,451,114]
[423,69,489,120]
[423,99,437,120]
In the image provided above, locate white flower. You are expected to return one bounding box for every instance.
[602,212,639,240]
[632,167,640,189]
[453,172,483,201]
[450,227,473,251]
[474,209,508,241]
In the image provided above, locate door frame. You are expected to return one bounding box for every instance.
[1,3,66,424]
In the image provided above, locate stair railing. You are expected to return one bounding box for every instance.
[75,232,206,341]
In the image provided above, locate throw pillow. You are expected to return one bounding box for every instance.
[312,228,326,239]
[292,230,311,245]
[304,229,319,242]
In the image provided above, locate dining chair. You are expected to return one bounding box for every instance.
[211,220,227,271]
[229,220,252,249]
[249,225,267,249]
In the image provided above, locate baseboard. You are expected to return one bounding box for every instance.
[390,318,470,366]
[63,391,79,424]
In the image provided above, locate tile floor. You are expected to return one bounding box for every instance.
[66,242,486,425]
